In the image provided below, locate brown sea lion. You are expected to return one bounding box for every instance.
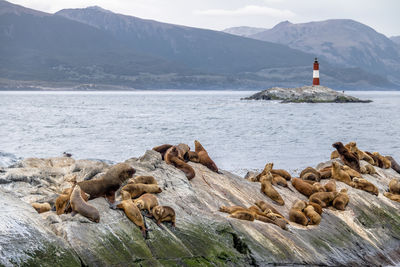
[309,192,338,208]
[331,162,352,186]
[185,151,200,163]
[271,174,288,187]
[332,142,360,172]
[312,182,326,193]
[342,165,362,178]
[219,205,247,214]
[300,167,321,182]
[31,202,51,213]
[366,151,381,167]
[230,210,255,221]
[347,142,374,165]
[304,205,321,225]
[372,152,391,169]
[152,144,173,160]
[333,189,349,210]
[194,140,219,172]
[384,192,400,202]
[292,177,314,197]
[255,162,274,182]
[152,205,176,227]
[121,183,162,199]
[117,190,146,236]
[352,178,379,196]
[254,200,283,217]
[261,179,285,205]
[289,200,308,226]
[386,156,400,174]
[128,176,158,185]
[307,202,323,215]
[134,193,159,214]
[165,146,195,180]
[55,186,89,215]
[364,164,376,175]
[324,180,337,192]
[319,166,332,179]
[70,185,100,223]
[271,169,291,181]
[78,163,135,204]
[389,179,400,194]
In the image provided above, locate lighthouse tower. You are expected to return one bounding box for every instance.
[313,58,320,86]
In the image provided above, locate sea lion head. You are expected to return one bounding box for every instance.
[135,199,144,210]
[194,140,204,152]
[153,206,163,216]
[348,141,356,148]
[340,188,348,193]
[332,142,343,149]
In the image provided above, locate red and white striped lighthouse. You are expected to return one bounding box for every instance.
[313,58,320,86]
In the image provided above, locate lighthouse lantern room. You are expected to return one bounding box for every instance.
[313,58,320,86]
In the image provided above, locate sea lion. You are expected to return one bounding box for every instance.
[152,205,176,227]
[31,202,51,213]
[255,163,274,182]
[271,169,291,181]
[384,192,400,203]
[365,151,381,167]
[312,182,326,193]
[78,163,135,204]
[292,177,314,197]
[165,146,195,180]
[271,174,288,187]
[254,200,284,217]
[389,179,400,194]
[229,210,255,221]
[372,152,391,169]
[260,179,284,205]
[386,156,400,174]
[219,205,247,214]
[331,161,352,186]
[121,183,162,199]
[55,187,89,215]
[185,151,200,163]
[307,202,323,215]
[352,178,379,196]
[347,142,374,165]
[304,205,321,225]
[128,176,158,185]
[152,144,173,160]
[194,140,219,172]
[300,167,321,182]
[70,185,100,223]
[319,166,332,179]
[134,193,159,214]
[342,165,362,178]
[332,142,360,172]
[117,190,146,236]
[333,189,349,210]
[330,143,351,159]
[309,192,338,208]
[324,180,336,192]
[289,200,308,226]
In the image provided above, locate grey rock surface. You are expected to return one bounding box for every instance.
[244,85,372,103]
[0,151,399,266]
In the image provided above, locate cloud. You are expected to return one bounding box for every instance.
[194,5,294,17]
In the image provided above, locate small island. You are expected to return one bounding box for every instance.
[243,86,372,103]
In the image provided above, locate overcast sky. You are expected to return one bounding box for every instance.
[7,0,400,37]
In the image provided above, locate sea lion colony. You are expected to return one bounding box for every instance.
[30,140,400,236]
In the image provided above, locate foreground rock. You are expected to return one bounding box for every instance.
[1,151,400,266]
[243,85,372,103]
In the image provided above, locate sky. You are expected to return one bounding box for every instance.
[7,0,400,37]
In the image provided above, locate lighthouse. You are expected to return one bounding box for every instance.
[313,58,320,86]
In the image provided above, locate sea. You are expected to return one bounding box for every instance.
[0,90,399,176]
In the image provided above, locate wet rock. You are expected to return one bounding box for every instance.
[0,151,399,266]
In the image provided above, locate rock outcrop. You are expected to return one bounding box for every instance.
[243,86,372,103]
[1,151,399,266]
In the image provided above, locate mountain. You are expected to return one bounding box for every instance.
[246,20,400,86]
[391,36,400,45]
[223,26,267,37]
[0,1,397,89]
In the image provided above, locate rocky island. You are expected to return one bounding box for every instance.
[0,148,399,266]
[243,86,372,103]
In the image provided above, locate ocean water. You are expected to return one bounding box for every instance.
[0,90,399,175]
